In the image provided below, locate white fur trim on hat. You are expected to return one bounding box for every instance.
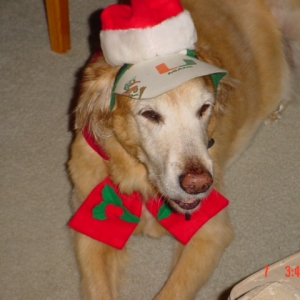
[100,10,197,66]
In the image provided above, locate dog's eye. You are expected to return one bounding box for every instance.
[141,110,162,123]
[197,104,211,117]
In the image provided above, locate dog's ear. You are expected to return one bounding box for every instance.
[75,56,119,136]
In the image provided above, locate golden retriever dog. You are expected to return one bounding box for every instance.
[68,0,300,299]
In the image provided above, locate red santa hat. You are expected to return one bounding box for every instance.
[100,0,197,66]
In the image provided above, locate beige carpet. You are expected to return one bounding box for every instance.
[1,1,299,299]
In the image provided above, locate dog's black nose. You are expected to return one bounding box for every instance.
[179,169,213,194]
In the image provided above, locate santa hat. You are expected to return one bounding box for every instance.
[100,0,197,66]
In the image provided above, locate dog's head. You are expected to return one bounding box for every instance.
[75,56,228,214]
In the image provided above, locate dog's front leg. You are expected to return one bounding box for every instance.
[72,231,127,300]
[154,209,233,300]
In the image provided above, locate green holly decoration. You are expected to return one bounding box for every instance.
[92,185,140,223]
[157,202,173,221]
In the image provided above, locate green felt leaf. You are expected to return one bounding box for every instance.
[157,202,173,221]
[92,202,107,220]
[102,185,122,205]
[120,208,140,223]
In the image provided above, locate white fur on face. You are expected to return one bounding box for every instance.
[131,78,215,212]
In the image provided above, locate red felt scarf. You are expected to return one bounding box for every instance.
[68,128,229,249]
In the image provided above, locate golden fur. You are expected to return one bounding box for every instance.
[68,0,300,299]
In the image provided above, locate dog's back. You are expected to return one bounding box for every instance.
[182,0,300,168]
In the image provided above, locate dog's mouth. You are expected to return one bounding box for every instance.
[173,199,201,210]
[159,195,202,213]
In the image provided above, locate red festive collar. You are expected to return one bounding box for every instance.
[68,128,229,249]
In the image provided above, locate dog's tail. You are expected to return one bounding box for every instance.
[264,0,300,101]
